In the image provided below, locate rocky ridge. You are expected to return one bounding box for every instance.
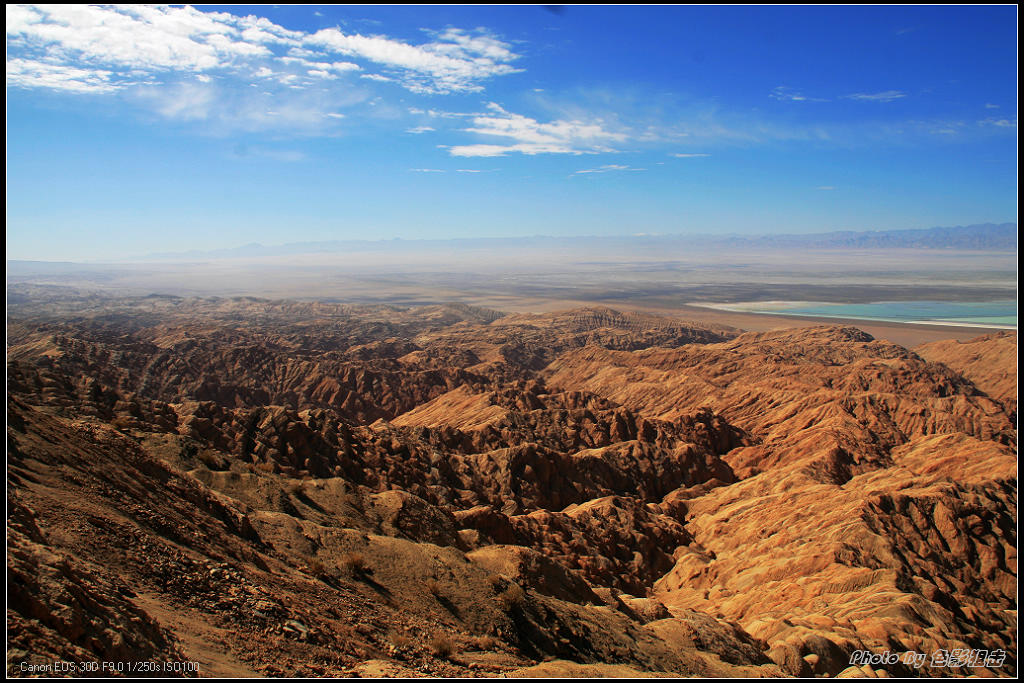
[6,295,1017,677]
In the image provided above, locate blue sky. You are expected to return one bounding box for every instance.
[6,4,1018,261]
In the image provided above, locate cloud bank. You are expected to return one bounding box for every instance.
[6,4,522,115]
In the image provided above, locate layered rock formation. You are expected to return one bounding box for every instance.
[916,332,1017,416]
[7,294,1017,677]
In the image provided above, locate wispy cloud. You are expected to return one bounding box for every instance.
[816,185,836,191]
[408,107,477,119]
[130,78,370,134]
[769,86,828,103]
[306,26,521,94]
[230,144,306,162]
[279,56,361,80]
[8,5,1011,158]
[979,117,1016,128]
[6,58,127,94]
[842,90,907,103]
[6,5,522,130]
[772,87,907,105]
[571,164,646,176]
[409,168,445,172]
[448,102,628,157]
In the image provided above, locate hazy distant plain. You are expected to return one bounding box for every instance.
[8,241,1015,348]
[9,244,1015,303]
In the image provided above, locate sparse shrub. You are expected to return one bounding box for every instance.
[428,633,455,658]
[387,630,412,650]
[487,574,505,591]
[287,481,303,496]
[474,635,498,651]
[255,461,276,474]
[424,578,442,596]
[307,557,331,580]
[497,583,526,611]
[343,552,368,574]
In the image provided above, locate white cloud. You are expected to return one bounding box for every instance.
[7,5,522,131]
[330,61,360,72]
[816,186,836,191]
[671,153,710,158]
[410,168,445,172]
[131,77,370,134]
[6,5,309,108]
[406,126,435,134]
[842,91,907,103]
[572,164,646,176]
[409,107,476,118]
[7,5,271,74]
[447,143,555,157]
[979,117,1016,128]
[427,28,517,62]
[305,26,521,94]
[281,56,360,76]
[984,103,1000,109]
[773,86,909,105]
[771,87,806,102]
[143,82,217,121]
[6,57,126,93]
[449,102,627,157]
[770,86,828,103]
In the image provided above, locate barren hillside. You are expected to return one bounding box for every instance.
[7,294,1017,678]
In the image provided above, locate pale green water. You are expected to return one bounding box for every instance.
[746,300,1016,328]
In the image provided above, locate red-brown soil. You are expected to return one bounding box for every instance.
[6,296,1017,677]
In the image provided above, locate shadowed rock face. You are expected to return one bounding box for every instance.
[915,331,1018,416]
[6,295,1017,678]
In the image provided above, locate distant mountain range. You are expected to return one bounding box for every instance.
[7,223,1013,266]
[721,222,1017,250]
[131,223,1016,262]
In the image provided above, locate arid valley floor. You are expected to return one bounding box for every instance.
[6,283,1017,678]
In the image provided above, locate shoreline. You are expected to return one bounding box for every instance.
[686,302,1017,331]
[668,303,1016,348]
[902,319,1017,330]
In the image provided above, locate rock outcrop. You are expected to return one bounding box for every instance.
[7,295,1016,677]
